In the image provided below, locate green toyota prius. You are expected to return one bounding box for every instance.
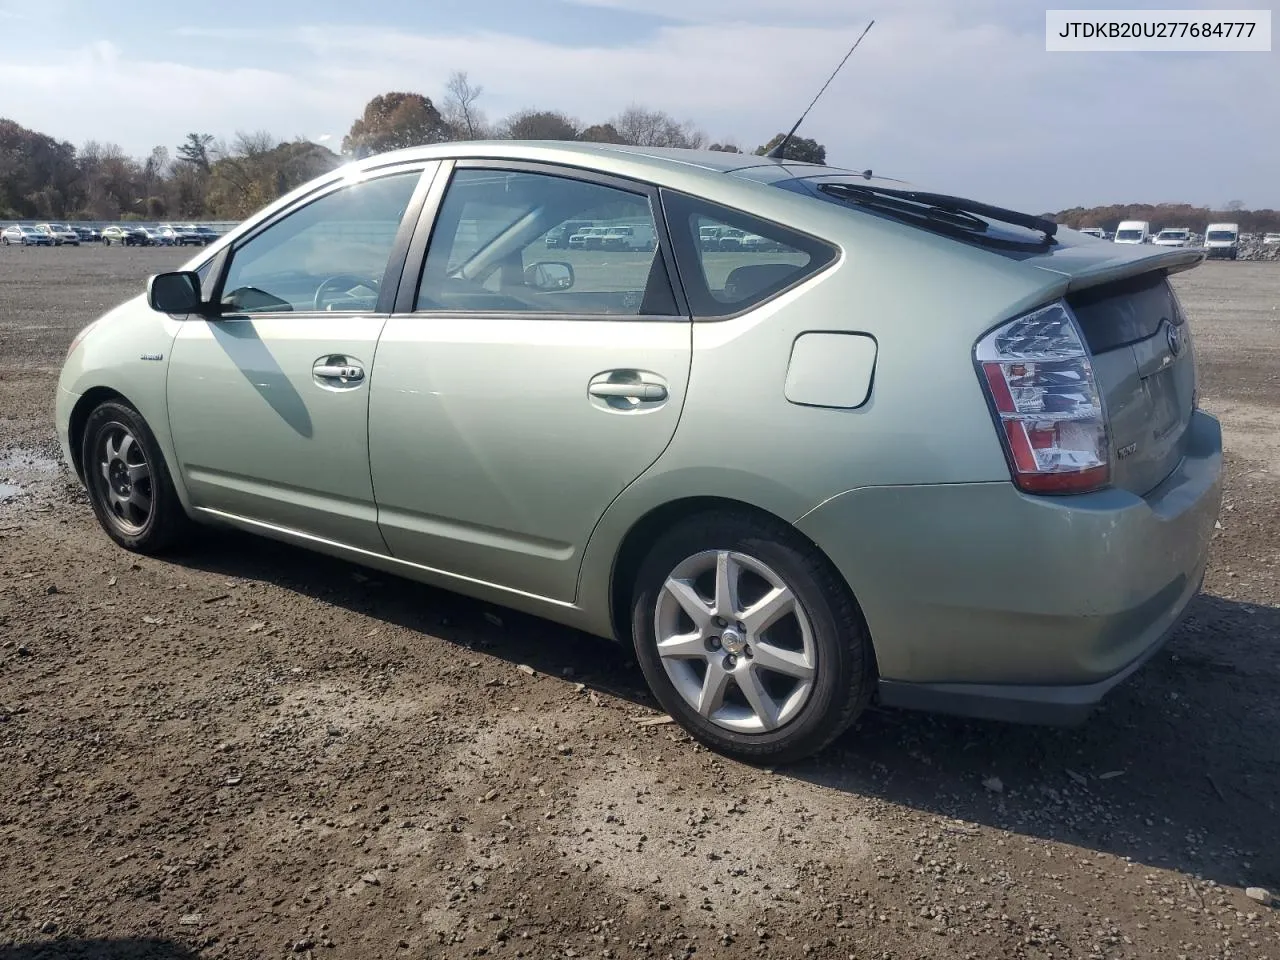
[56,141,1223,763]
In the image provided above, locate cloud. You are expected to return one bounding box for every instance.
[3,4,1277,210]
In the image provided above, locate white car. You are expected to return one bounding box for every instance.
[1262,233,1280,245]
[1,224,54,246]
[1152,228,1191,248]
[36,223,81,246]
[1077,227,1106,240]
[740,232,780,252]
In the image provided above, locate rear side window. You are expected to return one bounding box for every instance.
[416,168,679,318]
[661,190,837,318]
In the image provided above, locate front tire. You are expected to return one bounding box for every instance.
[630,511,876,765]
[81,401,192,554]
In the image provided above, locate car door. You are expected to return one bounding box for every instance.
[369,161,692,602]
[165,163,436,552]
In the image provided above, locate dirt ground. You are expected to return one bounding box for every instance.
[1,245,1278,960]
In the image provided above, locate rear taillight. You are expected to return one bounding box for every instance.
[975,301,1109,495]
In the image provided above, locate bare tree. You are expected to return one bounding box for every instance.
[609,106,706,149]
[443,71,487,140]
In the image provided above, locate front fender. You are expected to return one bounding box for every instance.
[57,296,191,509]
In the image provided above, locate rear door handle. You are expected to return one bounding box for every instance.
[588,381,667,401]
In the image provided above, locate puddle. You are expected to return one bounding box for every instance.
[0,449,63,502]
[0,450,61,475]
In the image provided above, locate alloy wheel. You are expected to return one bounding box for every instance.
[94,423,154,534]
[654,549,817,733]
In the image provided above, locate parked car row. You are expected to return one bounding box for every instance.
[1,222,221,248]
[102,224,219,247]
[2,222,95,245]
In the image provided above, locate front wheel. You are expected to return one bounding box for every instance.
[631,511,876,764]
[81,400,192,554]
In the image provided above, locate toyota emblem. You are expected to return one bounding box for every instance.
[1166,323,1183,357]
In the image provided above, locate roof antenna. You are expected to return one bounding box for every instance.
[766,19,874,161]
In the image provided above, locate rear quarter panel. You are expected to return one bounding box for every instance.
[575,189,1069,636]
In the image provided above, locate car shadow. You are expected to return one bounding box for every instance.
[0,940,200,960]
[208,319,314,438]
[166,530,1279,893]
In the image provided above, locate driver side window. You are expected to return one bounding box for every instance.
[219,170,421,315]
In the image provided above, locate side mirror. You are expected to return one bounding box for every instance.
[524,261,575,292]
[147,271,204,315]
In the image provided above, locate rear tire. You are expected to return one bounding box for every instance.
[81,400,193,554]
[630,510,876,765]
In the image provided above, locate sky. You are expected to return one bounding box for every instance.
[1,0,1276,212]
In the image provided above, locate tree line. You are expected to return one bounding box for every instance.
[1052,202,1280,235]
[7,70,1275,230]
[0,71,827,222]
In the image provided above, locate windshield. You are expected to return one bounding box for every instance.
[1206,230,1236,242]
[1116,229,1143,240]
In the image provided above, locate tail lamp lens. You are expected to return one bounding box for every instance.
[975,302,1109,494]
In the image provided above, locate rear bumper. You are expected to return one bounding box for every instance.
[875,569,1199,725]
[795,410,1223,724]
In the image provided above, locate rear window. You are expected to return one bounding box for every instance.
[1067,272,1184,355]
[660,190,837,318]
[780,176,1057,260]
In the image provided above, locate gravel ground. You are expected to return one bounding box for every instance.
[1,245,1278,960]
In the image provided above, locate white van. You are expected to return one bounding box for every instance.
[1203,222,1240,260]
[1113,220,1150,244]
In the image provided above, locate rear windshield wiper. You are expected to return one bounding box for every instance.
[817,182,1058,245]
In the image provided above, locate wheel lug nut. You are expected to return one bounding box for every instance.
[723,655,736,670]
[743,645,752,659]
[709,637,721,650]
[714,617,726,628]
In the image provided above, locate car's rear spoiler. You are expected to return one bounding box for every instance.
[1030,246,1206,295]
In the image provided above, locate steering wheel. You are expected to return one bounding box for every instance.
[314,274,380,311]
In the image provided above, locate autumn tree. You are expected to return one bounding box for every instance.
[501,109,579,141]
[755,134,826,164]
[206,132,340,219]
[0,118,79,218]
[579,123,626,144]
[342,93,453,158]
[74,140,144,219]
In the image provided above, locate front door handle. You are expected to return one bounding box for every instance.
[313,357,365,382]
[588,381,667,401]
